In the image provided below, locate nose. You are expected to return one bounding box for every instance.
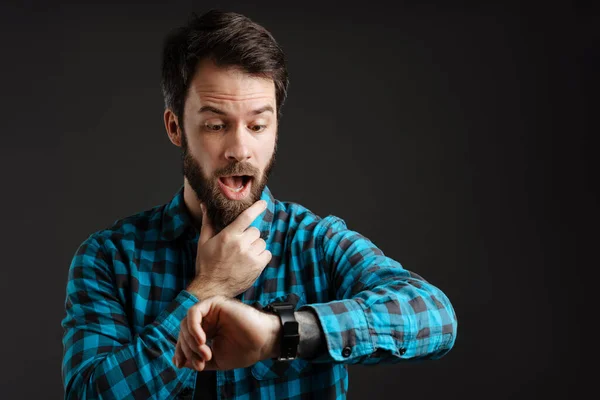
[224,124,252,162]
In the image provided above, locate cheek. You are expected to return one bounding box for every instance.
[259,136,276,163]
[189,137,219,174]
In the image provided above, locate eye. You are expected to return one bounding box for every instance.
[205,123,226,132]
[249,125,267,133]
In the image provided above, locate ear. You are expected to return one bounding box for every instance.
[164,108,182,147]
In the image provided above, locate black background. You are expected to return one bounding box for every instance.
[0,1,596,399]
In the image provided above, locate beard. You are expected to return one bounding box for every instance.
[181,131,276,233]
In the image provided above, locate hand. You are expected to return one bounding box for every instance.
[187,200,272,299]
[173,295,280,371]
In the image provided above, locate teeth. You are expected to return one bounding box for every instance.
[219,176,245,192]
[224,180,245,192]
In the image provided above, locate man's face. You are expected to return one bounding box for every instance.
[180,59,277,232]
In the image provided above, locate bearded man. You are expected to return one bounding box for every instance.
[61,9,457,400]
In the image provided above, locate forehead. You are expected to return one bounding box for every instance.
[186,59,276,114]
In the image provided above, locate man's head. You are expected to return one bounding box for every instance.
[161,10,288,232]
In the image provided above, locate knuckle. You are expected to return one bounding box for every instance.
[247,227,260,236]
[235,240,245,253]
[219,233,230,244]
[191,303,202,315]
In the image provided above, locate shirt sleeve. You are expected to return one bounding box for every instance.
[61,235,199,399]
[298,216,457,365]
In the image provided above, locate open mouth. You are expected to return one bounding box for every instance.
[219,175,252,192]
[217,175,253,200]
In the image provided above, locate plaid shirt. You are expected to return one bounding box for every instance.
[62,185,457,399]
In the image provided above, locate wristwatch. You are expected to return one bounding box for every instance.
[264,301,299,361]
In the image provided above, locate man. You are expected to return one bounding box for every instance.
[61,9,457,399]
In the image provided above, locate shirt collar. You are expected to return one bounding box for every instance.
[161,185,275,242]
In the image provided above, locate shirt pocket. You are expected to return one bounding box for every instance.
[249,292,314,381]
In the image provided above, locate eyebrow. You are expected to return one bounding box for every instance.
[198,105,274,116]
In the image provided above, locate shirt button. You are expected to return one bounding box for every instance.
[399,348,407,355]
[342,347,352,357]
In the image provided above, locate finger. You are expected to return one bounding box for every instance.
[181,320,203,356]
[188,305,206,346]
[181,338,207,371]
[192,358,206,371]
[180,345,204,371]
[183,358,196,370]
[175,339,186,368]
[197,343,213,362]
[223,200,267,234]
[199,203,216,245]
[180,335,202,367]
[242,226,261,246]
[259,249,272,265]
[251,237,267,253]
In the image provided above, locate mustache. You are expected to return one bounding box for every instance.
[214,162,259,178]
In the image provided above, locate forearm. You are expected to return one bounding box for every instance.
[309,215,457,364]
[321,281,455,363]
[63,291,198,399]
[302,276,456,365]
[66,332,193,399]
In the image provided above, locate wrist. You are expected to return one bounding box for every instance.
[268,314,282,359]
[261,313,281,360]
[186,280,226,301]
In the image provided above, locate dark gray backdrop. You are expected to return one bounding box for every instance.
[0,1,596,399]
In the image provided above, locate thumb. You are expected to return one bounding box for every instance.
[196,296,224,337]
[198,203,216,246]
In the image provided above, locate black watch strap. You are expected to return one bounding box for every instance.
[264,301,299,361]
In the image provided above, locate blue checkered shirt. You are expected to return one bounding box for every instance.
[62,186,457,399]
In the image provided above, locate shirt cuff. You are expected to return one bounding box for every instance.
[299,299,375,363]
[154,290,199,340]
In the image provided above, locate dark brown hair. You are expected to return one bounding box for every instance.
[161,9,289,122]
